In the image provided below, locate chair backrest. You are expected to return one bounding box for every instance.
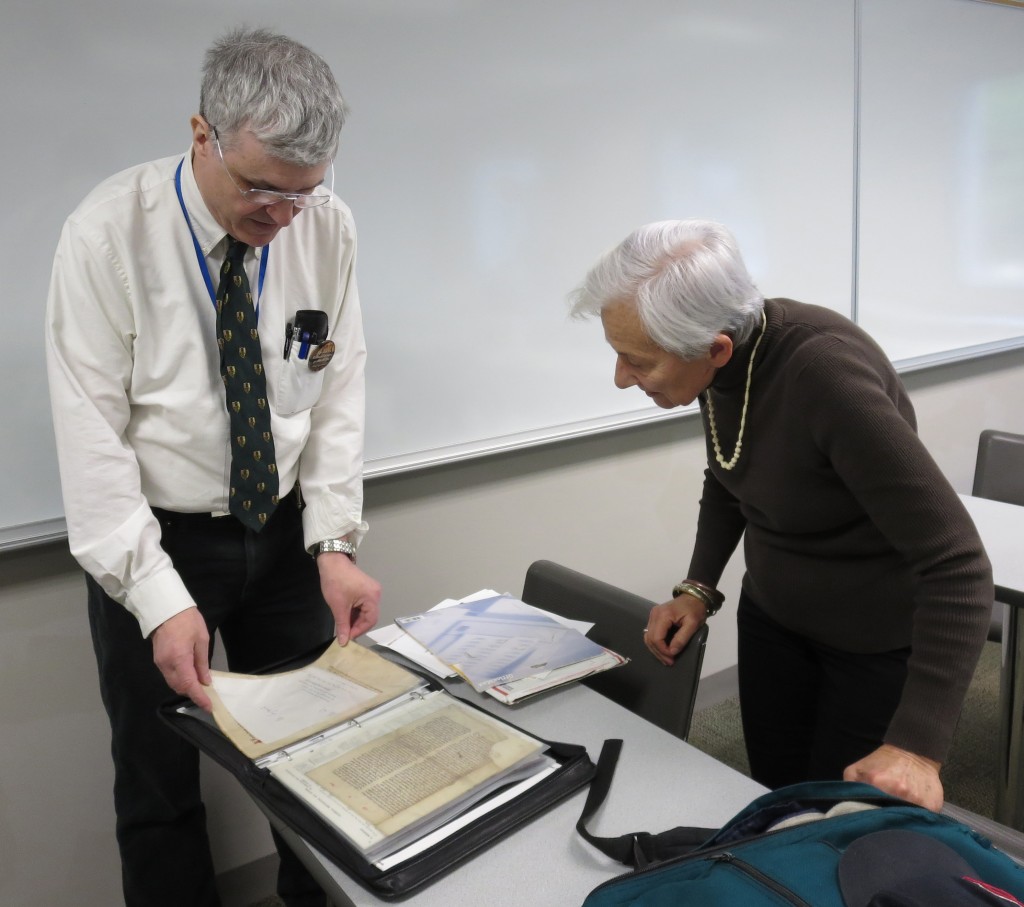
[521,560,708,741]
[972,429,1024,642]
[973,430,1024,506]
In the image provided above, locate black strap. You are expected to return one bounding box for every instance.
[576,739,718,870]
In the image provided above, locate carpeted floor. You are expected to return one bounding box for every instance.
[686,639,1002,818]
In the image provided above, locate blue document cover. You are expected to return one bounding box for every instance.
[395,595,606,691]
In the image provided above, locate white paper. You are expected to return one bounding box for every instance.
[485,649,628,704]
[366,623,457,677]
[372,763,558,869]
[211,667,378,745]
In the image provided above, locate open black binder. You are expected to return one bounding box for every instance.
[159,643,596,899]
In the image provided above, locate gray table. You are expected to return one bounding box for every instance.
[267,675,767,907]
[960,494,1024,828]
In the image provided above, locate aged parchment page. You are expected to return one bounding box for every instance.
[208,642,423,759]
[267,691,546,858]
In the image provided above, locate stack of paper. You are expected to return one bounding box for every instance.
[373,591,627,704]
[205,643,557,865]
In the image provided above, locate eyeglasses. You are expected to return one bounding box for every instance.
[211,127,334,209]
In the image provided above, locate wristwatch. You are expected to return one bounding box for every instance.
[311,538,357,561]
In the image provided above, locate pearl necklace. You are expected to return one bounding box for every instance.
[705,310,767,471]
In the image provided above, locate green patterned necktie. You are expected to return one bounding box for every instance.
[216,238,279,531]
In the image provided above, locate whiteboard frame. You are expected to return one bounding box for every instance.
[7,333,1024,552]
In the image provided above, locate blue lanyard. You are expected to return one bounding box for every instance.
[174,157,268,318]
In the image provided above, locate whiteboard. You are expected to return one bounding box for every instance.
[340,0,855,470]
[0,0,856,547]
[857,0,1024,366]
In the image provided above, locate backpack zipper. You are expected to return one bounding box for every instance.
[711,852,813,906]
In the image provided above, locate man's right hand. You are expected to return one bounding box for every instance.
[151,607,213,711]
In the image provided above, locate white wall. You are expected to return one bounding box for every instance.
[1,350,1021,905]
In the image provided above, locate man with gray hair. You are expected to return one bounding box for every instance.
[46,28,377,906]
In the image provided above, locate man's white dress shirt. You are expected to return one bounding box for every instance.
[46,153,368,636]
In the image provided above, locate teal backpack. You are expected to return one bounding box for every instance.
[578,740,1024,906]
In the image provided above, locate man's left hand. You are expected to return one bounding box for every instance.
[316,553,381,645]
[843,743,944,811]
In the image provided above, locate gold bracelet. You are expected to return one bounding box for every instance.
[671,580,724,617]
[683,579,724,606]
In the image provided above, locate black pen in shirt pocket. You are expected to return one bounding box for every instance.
[283,310,329,360]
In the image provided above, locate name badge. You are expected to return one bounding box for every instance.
[309,340,335,372]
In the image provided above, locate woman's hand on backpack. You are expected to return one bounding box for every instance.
[843,744,943,811]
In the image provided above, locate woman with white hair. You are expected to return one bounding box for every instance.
[569,219,992,811]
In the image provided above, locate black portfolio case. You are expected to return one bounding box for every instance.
[159,645,596,899]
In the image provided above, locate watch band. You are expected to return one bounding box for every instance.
[312,538,357,561]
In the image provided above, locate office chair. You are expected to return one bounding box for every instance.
[940,429,1024,858]
[521,560,708,741]
[973,429,1024,642]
